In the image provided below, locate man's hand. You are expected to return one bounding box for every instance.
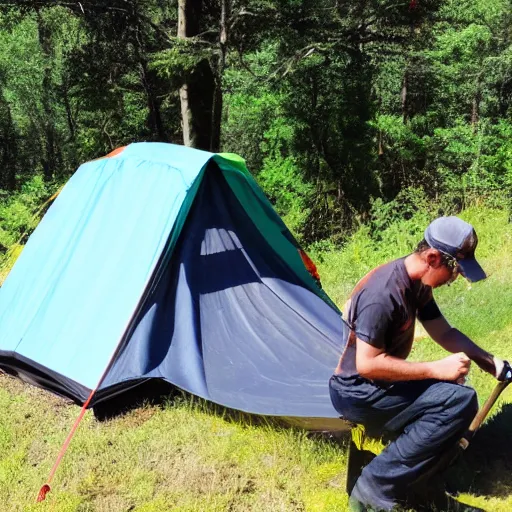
[429,352,471,382]
[495,358,512,382]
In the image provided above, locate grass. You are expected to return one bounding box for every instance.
[1,206,512,510]
[0,377,348,511]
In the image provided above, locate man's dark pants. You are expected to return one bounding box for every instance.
[329,375,478,511]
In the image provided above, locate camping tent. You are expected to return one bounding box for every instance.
[0,143,343,420]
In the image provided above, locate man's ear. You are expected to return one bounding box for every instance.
[425,249,442,268]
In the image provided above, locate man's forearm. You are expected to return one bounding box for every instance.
[356,353,438,382]
[437,327,495,375]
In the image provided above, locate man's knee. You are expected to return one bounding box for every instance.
[452,385,478,421]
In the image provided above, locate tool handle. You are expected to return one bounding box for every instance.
[459,380,510,449]
[468,380,509,432]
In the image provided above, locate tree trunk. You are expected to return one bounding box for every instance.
[179,83,195,148]
[378,130,384,156]
[62,79,75,142]
[0,102,17,191]
[178,0,215,150]
[139,60,166,141]
[37,10,57,181]
[471,85,481,134]
[401,70,408,124]
[210,0,230,152]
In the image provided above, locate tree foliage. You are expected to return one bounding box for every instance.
[0,0,511,247]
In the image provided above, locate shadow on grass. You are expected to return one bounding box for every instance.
[92,379,326,434]
[445,403,512,498]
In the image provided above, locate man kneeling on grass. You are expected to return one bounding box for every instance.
[329,216,511,511]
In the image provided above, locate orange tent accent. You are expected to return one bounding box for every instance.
[298,249,321,284]
[105,146,127,158]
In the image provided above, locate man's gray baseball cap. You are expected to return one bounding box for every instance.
[424,216,486,282]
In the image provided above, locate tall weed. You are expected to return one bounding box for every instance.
[311,201,511,308]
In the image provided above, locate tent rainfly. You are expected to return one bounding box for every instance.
[0,143,343,422]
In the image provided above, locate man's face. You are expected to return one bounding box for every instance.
[438,255,461,287]
[423,251,461,288]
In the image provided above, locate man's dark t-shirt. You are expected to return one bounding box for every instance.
[337,257,441,378]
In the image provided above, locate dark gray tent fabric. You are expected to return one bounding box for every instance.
[98,165,342,417]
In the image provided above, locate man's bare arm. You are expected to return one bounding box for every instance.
[421,316,495,375]
[355,338,471,382]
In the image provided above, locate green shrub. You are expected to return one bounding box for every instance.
[0,175,50,244]
[0,175,57,283]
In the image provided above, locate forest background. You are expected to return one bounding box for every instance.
[1,0,512,255]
